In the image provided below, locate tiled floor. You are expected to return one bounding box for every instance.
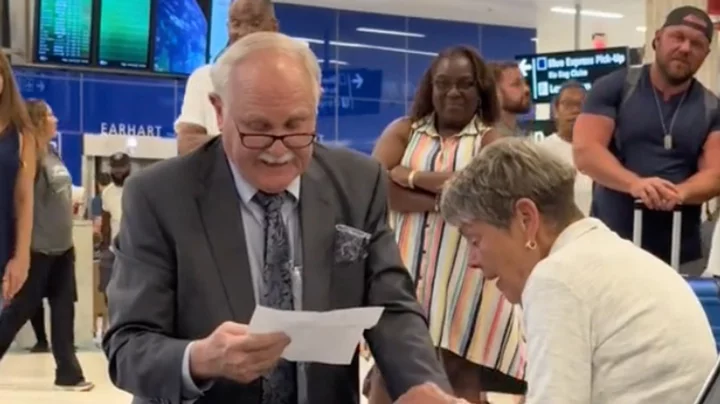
[0,350,519,403]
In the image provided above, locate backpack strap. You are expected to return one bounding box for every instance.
[614,66,644,156]
[620,66,643,111]
[704,89,718,130]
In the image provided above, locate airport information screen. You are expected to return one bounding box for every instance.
[35,0,93,65]
[97,0,152,69]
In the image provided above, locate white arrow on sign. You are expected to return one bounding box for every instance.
[351,73,363,89]
[518,58,532,77]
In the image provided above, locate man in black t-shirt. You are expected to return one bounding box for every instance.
[574,6,720,265]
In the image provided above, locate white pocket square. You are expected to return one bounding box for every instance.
[334,224,370,264]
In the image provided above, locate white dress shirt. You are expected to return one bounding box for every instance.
[523,218,716,404]
[539,134,593,216]
[175,64,220,136]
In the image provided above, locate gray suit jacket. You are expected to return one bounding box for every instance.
[103,138,450,404]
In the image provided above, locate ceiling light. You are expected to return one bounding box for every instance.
[550,6,623,19]
[356,27,425,38]
[294,37,438,57]
[636,26,647,32]
[531,37,537,42]
[318,59,349,66]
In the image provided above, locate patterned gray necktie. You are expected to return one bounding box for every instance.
[253,191,297,404]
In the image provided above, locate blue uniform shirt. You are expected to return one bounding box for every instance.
[584,65,720,264]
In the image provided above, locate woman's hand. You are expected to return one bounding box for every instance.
[395,383,469,404]
[390,166,412,188]
[2,255,29,304]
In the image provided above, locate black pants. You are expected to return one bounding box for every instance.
[0,248,84,385]
[30,304,47,344]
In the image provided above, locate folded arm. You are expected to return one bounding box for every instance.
[362,164,451,399]
[678,129,720,204]
[102,176,207,404]
[373,118,436,212]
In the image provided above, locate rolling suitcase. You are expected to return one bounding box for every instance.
[633,201,720,351]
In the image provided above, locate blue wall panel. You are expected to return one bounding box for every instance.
[15,70,83,133]
[59,132,84,186]
[82,75,177,138]
[13,4,535,184]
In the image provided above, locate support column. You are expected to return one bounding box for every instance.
[644,0,719,92]
[574,2,582,50]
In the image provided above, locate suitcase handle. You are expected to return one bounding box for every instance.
[632,200,682,270]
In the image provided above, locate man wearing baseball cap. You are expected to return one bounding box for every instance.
[103,152,131,244]
[575,6,720,268]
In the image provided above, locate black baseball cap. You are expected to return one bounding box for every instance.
[662,6,713,42]
[109,152,130,169]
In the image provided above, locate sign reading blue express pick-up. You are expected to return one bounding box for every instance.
[515,46,629,104]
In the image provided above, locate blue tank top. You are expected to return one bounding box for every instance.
[0,127,20,276]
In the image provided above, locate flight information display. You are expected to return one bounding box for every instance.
[97,0,152,69]
[516,47,629,104]
[35,0,93,65]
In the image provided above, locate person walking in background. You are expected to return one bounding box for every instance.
[175,0,279,155]
[370,46,526,404]
[27,302,48,352]
[0,51,36,311]
[574,6,720,267]
[0,100,93,391]
[489,61,532,137]
[538,80,591,215]
[102,152,130,243]
[96,152,130,301]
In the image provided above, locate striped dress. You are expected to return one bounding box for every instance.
[392,115,526,378]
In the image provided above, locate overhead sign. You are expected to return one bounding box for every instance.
[320,68,383,116]
[515,46,628,104]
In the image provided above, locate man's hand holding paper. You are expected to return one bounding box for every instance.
[189,321,290,384]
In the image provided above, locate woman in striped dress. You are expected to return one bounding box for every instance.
[369,46,526,403]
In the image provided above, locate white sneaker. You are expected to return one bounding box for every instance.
[54,381,95,392]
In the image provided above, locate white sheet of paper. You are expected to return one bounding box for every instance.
[248,305,384,365]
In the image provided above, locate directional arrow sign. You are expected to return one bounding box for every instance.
[351,73,363,89]
[515,47,629,104]
[518,58,532,77]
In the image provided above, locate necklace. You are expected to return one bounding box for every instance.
[651,84,689,150]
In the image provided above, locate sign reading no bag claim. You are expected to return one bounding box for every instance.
[515,47,629,104]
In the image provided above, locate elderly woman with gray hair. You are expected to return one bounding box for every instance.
[397,138,718,404]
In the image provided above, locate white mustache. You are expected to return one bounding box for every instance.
[259,152,294,164]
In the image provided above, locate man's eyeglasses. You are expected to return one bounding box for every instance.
[232,120,316,150]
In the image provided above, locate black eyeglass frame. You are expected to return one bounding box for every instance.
[232,119,317,150]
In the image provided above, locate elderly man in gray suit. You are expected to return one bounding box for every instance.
[102,32,451,404]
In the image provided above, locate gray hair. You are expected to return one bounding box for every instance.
[209,31,322,104]
[440,138,578,229]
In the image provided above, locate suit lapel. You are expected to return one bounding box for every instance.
[195,142,255,323]
[300,160,335,312]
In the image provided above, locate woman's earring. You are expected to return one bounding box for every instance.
[525,240,537,250]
